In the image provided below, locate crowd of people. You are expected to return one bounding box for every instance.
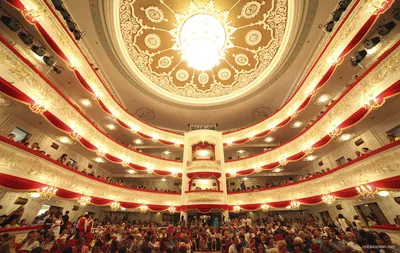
[5,134,179,194]
[1,207,399,253]
[229,147,374,193]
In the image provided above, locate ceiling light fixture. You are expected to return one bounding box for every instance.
[163,150,171,155]
[377,190,389,197]
[170,2,236,71]
[243,177,248,181]
[272,168,282,173]
[161,178,166,182]
[199,150,209,156]
[303,155,317,161]
[291,121,304,128]
[339,133,353,142]
[237,150,245,154]
[315,94,331,105]
[55,135,75,145]
[127,169,135,174]
[79,98,93,108]
[93,157,105,163]
[105,124,117,131]
[134,139,143,145]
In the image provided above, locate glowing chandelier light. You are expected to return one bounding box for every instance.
[77,195,92,206]
[356,184,376,199]
[121,157,130,167]
[168,206,177,214]
[139,204,149,214]
[30,102,47,114]
[169,1,236,71]
[363,97,380,110]
[261,203,270,212]
[110,201,120,210]
[279,158,288,166]
[290,200,301,210]
[233,205,241,213]
[31,185,58,200]
[328,127,342,137]
[322,194,336,205]
[254,165,262,173]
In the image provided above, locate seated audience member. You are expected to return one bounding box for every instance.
[328,228,346,251]
[57,153,68,164]
[345,232,362,252]
[355,151,363,157]
[31,142,40,151]
[1,206,24,227]
[7,133,16,141]
[362,147,372,154]
[4,218,19,228]
[320,236,335,253]
[386,133,399,143]
[0,235,15,253]
[19,231,40,251]
[40,234,55,251]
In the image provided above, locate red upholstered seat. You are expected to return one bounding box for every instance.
[275,234,284,241]
[311,244,320,251]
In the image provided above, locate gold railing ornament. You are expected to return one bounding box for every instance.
[290,200,300,210]
[233,205,240,213]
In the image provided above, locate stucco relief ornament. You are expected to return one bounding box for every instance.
[144,34,161,49]
[238,1,266,19]
[176,69,189,81]
[198,73,209,85]
[245,30,263,46]
[234,54,250,66]
[157,56,173,69]
[218,68,231,80]
[141,6,167,23]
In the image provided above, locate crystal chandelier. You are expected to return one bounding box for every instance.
[254,165,262,173]
[168,206,177,214]
[147,166,154,174]
[31,186,58,200]
[30,102,46,114]
[290,200,300,210]
[121,158,130,167]
[356,184,376,199]
[322,194,336,205]
[139,204,149,214]
[328,127,342,137]
[77,196,92,206]
[96,147,106,157]
[363,98,380,110]
[261,203,269,212]
[110,201,120,210]
[171,170,178,177]
[279,158,288,166]
[233,205,241,213]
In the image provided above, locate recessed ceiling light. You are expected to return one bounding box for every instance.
[163,150,171,155]
[134,139,143,145]
[291,120,304,128]
[120,207,126,210]
[237,150,245,154]
[127,169,135,174]
[79,98,93,108]
[315,94,331,105]
[105,124,117,131]
[243,177,248,180]
[272,168,283,173]
[265,136,275,143]
[377,190,389,197]
[161,178,166,181]
[303,155,317,161]
[339,133,353,142]
[199,150,209,156]
[93,157,105,163]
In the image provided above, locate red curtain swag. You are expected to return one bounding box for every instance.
[192,142,215,153]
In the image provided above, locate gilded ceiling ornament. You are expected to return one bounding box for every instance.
[245,30,263,46]
[144,34,161,49]
[176,69,190,82]
[217,68,232,81]
[157,56,173,69]
[238,1,266,19]
[234,54,250,66]
[198,73,209,85]
[141,6,167,23]
[118,0,288,100]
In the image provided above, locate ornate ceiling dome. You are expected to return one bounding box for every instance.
[115,0,300,106]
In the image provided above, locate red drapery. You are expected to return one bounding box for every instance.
[192,142,215,153]
[187,172,221,179]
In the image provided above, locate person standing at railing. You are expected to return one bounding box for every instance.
[1,206,24,228]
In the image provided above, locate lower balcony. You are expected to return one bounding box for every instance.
[185,190,224,203]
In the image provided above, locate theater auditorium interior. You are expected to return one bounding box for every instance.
[0,0,399,253]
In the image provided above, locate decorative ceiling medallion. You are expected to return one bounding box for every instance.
[144,34,161,49]
[218,68,232,81]
[252,106,271,119]
[134,108,155,120]
[141,6,167,23]
[53,135,76,145]
[245,30,263,46]
[118,0,288,101]
[176,69,190,82]
[0,97,11,107]
[238,1,266,19]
